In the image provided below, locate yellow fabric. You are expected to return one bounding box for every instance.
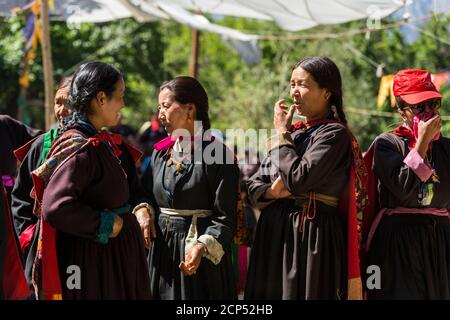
[19,73,30,88]
[389,80,396,107]
[347,277,363,300]
[377,75,394,108]
[18,1,42,88]
[293,192,339,208]
[33,15,43,49]
[51,294,62,300]
[27,50,36,61]
[32,1,40,16]
[10,7,22,14]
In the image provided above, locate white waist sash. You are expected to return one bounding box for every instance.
[159,208,224,265]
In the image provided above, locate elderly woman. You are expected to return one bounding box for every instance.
[12,77,71,251]
[362,69,450,299]
[245,56,364,300]
[141,76,239,299]
[31,61,152,300]
[11,76,73,294]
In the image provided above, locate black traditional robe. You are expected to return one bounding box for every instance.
[0,181,5,298]
[11,134,44,237]
[0,115,40,300]
[11,126,153,297]
[365,133,450,299]
[142,139,239,299]
[0,115,41,177]
[245,122,352,300]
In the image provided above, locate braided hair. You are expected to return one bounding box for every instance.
[293,56,347,124]
[68,61,123,117]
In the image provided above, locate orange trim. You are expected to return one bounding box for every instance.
[298,192,317,233]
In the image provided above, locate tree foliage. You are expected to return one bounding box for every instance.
[0,13,449,150]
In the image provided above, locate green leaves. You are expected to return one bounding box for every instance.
[0,13,448,145]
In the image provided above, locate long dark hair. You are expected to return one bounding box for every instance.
[68,61,123,116]
[160,76,211,130]
[293,56,346,123]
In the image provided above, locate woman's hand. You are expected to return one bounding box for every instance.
[264,176,292,200]
[179,243,206,276]
[415,114,441,157]
[134,207,157,249]
[417,114,441,144]
[274,99,296,134]
[109,215,123,238]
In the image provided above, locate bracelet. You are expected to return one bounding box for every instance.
[132,203,155,220]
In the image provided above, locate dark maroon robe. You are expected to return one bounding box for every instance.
[41,128,151,299]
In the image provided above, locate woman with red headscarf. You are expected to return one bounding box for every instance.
[362,69,450,299]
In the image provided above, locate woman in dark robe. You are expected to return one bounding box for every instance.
[0,115,42,179]
[0,115,40,300]
[32,61,152,299]
[0,115,42,201]
[12,77,72,261]
[245,57,364,300]
[11,76,154,297]
[362,69,450,299]
[141,76,239,299]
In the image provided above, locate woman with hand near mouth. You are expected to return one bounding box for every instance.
[362,69,450,299]
[141,76,239,300]
[245,56,365,300]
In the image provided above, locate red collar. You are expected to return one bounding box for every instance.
[154,135,215,151]
[390,125,416,148]
[290,119,340,131]
[91,130,123,157]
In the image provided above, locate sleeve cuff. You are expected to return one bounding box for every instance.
[132,202,155,220]
[95,211,116,244]
[403,148,434,182]
[197,234,224,265]
[266,131,294,152]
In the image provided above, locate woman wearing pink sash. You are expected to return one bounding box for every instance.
[362,69,450,299]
